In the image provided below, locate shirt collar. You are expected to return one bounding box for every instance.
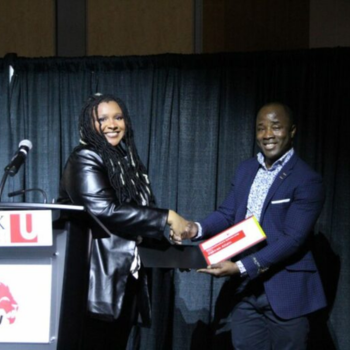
[257,148,294,171]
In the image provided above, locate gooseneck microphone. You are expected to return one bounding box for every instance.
[4,139,33,177]
[8,188,48,204]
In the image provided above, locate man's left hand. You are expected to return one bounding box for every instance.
[197,261,240,277]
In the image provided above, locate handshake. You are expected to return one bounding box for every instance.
[166,210,241,277]
[167,210,198,244]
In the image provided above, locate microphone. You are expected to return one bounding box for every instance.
[4,140,33,177]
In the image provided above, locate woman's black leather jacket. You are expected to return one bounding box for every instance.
[58,144,168,239]
[58,144,169,323]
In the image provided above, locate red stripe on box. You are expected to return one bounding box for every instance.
[200,230,246,262]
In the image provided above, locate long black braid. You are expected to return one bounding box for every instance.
[79,93,155,206]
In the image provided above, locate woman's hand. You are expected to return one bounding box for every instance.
[197,261,240,277]
[167,210,190,244]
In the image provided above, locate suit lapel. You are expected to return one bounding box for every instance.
[260,154,298,221]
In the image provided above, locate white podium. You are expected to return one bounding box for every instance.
[0,203,109,350]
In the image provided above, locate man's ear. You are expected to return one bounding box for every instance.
[291,124,297,139]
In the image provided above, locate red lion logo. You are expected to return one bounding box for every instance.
[0,282,19,325]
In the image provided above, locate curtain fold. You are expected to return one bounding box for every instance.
[0,48,348,349]
[0,61,11,201]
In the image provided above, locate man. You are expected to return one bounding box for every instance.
[180,102,326,349]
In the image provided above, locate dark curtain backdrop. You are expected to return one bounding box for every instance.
[0,60,11,200]
[0,48,349,349]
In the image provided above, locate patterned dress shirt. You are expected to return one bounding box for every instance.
[246,148,294,222]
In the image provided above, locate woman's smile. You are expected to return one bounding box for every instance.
[95,101,126,146]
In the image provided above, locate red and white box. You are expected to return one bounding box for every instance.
[199,216,266,265]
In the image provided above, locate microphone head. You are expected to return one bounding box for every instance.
[19,139,33,150]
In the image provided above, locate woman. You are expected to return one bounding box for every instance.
[59,93,188,349]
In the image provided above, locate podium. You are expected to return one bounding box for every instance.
[0,203,109,350]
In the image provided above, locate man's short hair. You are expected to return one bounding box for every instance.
[260,102,295,127]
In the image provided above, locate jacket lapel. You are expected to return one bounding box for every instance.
[260,154,298,222]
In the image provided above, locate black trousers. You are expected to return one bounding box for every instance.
[231,281,309,350]
[81,275,138,350]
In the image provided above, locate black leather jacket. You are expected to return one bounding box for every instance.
[58,144,169,323]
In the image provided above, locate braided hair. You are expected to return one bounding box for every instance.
[79,93,154,206]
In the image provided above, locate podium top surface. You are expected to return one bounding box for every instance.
[0,202,85,211]
[0,202,111,238]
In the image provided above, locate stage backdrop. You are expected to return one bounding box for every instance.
[0,48,349,349]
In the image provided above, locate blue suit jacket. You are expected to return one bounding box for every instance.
[200,153,327,319]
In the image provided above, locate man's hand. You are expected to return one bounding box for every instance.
[181,221,198,240]
[197,261,240,277]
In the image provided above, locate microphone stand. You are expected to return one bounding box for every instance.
[0,169,11,202]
